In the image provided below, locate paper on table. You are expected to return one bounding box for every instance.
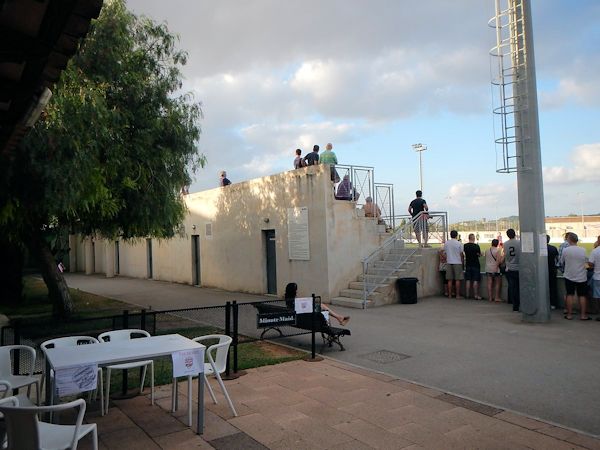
[172,348,205,378]
[521,232,534,253]
[295,297,313,314]
[55,364,98,397]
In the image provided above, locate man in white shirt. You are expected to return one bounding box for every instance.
[560,233,589,320]
[588,242,600,321]
[444,230,464,299]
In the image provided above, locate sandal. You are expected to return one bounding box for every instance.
[580,317,592,321]
[564,315,573,320]
[474,296,483,300]
[340,316,351,326]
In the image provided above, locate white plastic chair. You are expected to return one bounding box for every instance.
[172,334,237,425]
[0,345,40,405]
[40,336,104,415]
[0,396,97,450]
[98,329,154,415]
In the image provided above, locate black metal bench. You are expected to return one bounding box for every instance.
[254,302,351,351]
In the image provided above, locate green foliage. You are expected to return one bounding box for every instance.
[2,0,204,241]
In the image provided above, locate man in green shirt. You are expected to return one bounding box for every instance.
[320,143,339,182]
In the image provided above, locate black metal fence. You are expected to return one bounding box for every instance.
[1,296,322,383]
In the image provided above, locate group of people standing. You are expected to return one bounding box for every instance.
[439,229,600,319]
[294,144,363,204]
[554,233,600,320]
[293,143,337,169]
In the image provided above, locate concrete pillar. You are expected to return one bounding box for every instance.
[105,241,115,278]
[84,238,94,275]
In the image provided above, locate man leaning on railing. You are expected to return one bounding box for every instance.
[408,190,429,247]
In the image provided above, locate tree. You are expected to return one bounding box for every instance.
[0,0,204,316]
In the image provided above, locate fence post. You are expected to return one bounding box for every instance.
[233,301,239,374]
[122,310,129,395]
[311,294,316,359]
[141,309,146,331]
[225,302,231,376]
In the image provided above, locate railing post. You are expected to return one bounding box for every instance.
[311,294,316,359]
[233,301,239,374]
[121,310,129,395]
[225,302,231,376]
[140,309,146,332]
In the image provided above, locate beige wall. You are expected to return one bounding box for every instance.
[71,165,388,303]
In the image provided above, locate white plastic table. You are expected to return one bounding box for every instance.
[44,334,206,434]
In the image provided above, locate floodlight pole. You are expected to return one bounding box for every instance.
[412,143,427,192]
[512,0,550,323]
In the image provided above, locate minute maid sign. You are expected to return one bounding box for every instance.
[257,311,296,328]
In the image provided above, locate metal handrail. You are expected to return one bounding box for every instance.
[360,215,417,308]
[392,211,448,244]
[361,211,448,308]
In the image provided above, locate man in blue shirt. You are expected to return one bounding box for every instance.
[408,190,429,247]
[303,145,320,166]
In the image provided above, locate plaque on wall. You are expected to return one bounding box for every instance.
[288,207,310,260]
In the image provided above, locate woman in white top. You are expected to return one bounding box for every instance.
[485,239,504,302]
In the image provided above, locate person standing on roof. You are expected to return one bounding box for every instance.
[408,190,429,247]
[303,145,320,166]
[219,170,231,187]
[319,143,339,182]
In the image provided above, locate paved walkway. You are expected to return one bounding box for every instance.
[75,359,600,449]
[64,274,600,438]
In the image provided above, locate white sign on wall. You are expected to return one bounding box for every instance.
[521,232,534,253]
[288,207,310,260]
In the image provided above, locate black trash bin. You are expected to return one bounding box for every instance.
[396,277,418,304]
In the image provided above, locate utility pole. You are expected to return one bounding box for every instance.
[511,0,550,322]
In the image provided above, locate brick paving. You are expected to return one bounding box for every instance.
[74,358,600,449]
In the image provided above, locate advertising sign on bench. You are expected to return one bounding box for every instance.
[257,311,297,328]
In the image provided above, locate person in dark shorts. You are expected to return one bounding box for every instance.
[464,233,482,299]
[408,190,429,247]
[504,228,521,311]
[560,233,589,320]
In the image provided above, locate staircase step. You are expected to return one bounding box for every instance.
[348,281,392,293]
[339,288,384,302]
[366,267,408,276]
[357,274,396,284]
[330,297,368,309]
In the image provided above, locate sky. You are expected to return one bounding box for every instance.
[126,0,600,222]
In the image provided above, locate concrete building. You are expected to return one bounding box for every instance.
[69,165,401,303]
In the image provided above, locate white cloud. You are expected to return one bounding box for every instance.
[543,144,600,185]
[447,183,513,208]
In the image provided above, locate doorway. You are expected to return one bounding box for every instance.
[146,238,153,279]
[264,229,277,295]
[191,234,201,286]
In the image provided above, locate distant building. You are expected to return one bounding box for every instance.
[455,215,600,244]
